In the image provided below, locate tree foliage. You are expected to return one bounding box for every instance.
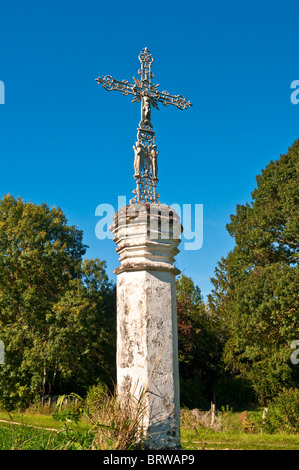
[176,275,222,408]
[2,135,297,413]
[209,140,299,402]
[0,195,116,409]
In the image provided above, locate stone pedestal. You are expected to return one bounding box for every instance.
[109,203,182,449]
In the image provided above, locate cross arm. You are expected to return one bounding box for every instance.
[95,75,137,98]
[156,90,192,110]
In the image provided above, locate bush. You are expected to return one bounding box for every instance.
[238,411,258,433]
[52,408,81,423]
[52,393,83,424]
[0,383,34,412]
[85,382,109,416]
[263,388,299,434]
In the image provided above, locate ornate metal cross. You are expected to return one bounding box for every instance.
[96,47,192,204]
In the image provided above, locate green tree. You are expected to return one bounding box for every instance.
[177,275,222,408]
[48,259,116,395]
[209,140,299,403]
[0,195,116,409]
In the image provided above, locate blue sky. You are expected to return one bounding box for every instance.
[0,0,298,299]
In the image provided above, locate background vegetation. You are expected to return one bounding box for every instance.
[0,140,298,447]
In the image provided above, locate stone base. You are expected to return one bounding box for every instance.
[116,269,180,449]
[110,203,182,449]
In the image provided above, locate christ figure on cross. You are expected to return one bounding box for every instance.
[95,47,192,203]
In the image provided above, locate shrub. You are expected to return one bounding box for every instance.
[263,388,299,434]
[52,393,83,424]
[85,382,109,416]
[238,411,258,433]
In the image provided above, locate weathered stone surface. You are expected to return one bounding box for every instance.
[110,204,182,449]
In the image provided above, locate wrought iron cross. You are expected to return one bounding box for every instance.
[95,47,192,204]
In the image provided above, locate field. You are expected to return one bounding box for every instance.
[180,407,299,450]
[181,428,299,450]
[0,406,298,450]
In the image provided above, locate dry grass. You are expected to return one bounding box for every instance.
[86,383,149,450]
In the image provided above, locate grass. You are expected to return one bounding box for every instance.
[0,403,299,450]
[0,420,94,450]
[0,385,148,450]
[87,384,149,450]
[181,428,299,450]
[0,403,95,449]
[180,407,299,450]
[0,410,62,430]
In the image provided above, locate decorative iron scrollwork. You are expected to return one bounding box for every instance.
[96,48,192,204]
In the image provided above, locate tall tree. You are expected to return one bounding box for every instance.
[209,140,299,402]
[48,258,116,395]
[177,275,222,408]
[0,195,116,409]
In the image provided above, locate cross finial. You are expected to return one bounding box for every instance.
[96,48,192,204]
[138,47,154,85]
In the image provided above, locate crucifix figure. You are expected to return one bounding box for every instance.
[95,47,192,204]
